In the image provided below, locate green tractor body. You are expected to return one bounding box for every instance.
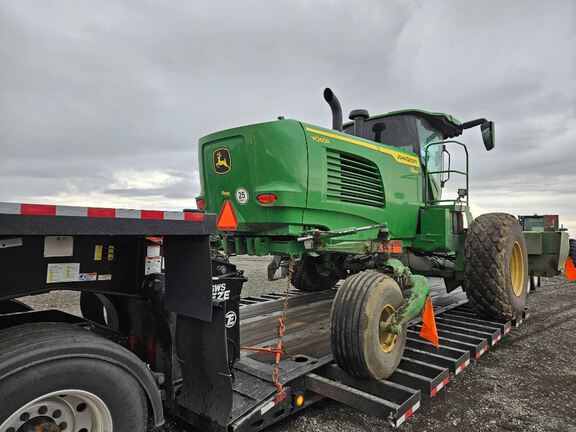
[196,88,570,380]
[198,110,470,258]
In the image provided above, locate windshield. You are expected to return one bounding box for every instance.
[343,114,444,197]
[343,114,443,161]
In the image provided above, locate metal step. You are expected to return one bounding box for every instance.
[387,358,450,398]
[306,364,420,427]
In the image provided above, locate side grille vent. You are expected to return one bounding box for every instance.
[326,149,384,207]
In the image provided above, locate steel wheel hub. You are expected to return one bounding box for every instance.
[0,390,113,432]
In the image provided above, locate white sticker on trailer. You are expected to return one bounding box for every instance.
[0,238,23,249]
[44,236,74,257]
[145,257,162,275]
[79,272,98,282]
[147,245,161,257]
[47,263,80,284]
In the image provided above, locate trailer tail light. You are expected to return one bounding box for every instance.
[196,198,207,210]
[257,193,277,204]
[217,200,238,231]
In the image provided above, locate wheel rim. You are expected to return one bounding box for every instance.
[379,304,398,353]
[0,389,113,432]
[314,262,332,277]
[510,241,525,297]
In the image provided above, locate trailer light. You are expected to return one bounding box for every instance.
[196,198,207,210]
[257,193,277,204]
[295,394,305,407]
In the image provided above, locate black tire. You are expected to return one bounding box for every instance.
[0,323,148,431]
[463,213,528,320]
[570,239,576,263]
[80,291,107,325]
[291,255,339,292]
[331,271,407,380]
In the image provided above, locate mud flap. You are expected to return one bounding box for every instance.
[163,236,233,428]
[175,306,233,429]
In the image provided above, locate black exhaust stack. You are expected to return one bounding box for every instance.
[324,88,343,131]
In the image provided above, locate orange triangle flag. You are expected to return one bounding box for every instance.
[566,257,576,281]
[217,200,238,231]
[420,296,439,348]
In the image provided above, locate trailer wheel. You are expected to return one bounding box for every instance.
[291,255,339,292]
[331,271,406,380]
[463,213,528,320]
[0,323,148,432]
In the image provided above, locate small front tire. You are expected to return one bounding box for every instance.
[331,271,406,380]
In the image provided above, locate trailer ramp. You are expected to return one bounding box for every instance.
[231,281,530,430]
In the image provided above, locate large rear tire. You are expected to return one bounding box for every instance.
[463,213,528,320]
[570,239,576,263]
[331,271,406,380]
[0,323,148,431]
[291,255,339,292]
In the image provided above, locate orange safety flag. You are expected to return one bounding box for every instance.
[566,257,576,281]
[419,296,439,348]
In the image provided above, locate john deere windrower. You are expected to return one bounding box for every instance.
[196,88,571,380]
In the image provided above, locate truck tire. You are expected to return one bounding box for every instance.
[463,213,528,320]
[570,239,576,263]
[331,271,406,380]
[291,255,339,292]
[0,323,148,432]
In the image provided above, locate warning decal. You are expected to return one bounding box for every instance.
[47,263,80,284]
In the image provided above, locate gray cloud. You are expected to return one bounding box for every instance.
[1,0,575,235]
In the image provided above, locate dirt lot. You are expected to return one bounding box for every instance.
[22,257,576,432]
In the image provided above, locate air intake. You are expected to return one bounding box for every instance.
[326,149,384,207]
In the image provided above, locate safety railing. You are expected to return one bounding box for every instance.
[424,140,469,206]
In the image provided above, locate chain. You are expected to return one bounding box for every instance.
[270,258,295,393]
[242,258,295,393]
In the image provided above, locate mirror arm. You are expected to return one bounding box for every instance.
[461,118,487,129]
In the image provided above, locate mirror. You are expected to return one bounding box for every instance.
[481,121,495,151]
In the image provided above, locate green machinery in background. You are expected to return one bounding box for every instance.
[196,88,571,380]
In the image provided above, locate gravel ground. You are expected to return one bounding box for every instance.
[21,256,576,432]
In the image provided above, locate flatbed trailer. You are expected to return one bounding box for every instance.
[0,202,530,432]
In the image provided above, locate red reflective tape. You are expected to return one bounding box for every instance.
[88,207,116,218]
[141,210,164,220]
[455,359,470,375]
[21,204,56,216]
[476,345,488,359]
[405,406,414,419]
[184,212,204,221]
[430,376,449,397]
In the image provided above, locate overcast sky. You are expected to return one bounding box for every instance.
[1,1,575,235]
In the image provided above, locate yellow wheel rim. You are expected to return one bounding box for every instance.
[510,241,525,297]
[379,304,398,353]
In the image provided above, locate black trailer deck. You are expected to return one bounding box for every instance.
[229,281,531,430]
[0,203,532,432]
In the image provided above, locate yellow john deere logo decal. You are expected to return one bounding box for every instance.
[305,127,420,168]
[213,148,232,174]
